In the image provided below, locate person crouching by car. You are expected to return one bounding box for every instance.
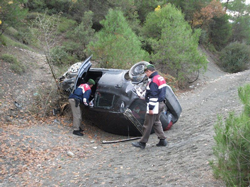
[68,79,95,136]
[132,64,167,149]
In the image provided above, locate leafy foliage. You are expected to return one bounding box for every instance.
[209,14,232,50]
[211,84,250,186]
[231,15,250,44]
[50,46,69,65]
[65,11,95,60]
[87,9,149,69]
[168,0,210,24]
[142,4,207,86]
[0,53,26,74]
[219,42,250,73]
[107,0,141,34]
[134,0,165,23]
[1,0,250,89]
[225,0,250,44]
[0,53,17,63]
[24,0,73,15]
[192,0,225,29]
[57,17,77,33]
[0,0,28,35]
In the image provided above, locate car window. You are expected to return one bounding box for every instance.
[95,92,115,109]
[129,99,147,125]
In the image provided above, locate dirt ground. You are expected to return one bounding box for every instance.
[1,46,250,187]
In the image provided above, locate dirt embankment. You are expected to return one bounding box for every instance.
[1,46,250,186]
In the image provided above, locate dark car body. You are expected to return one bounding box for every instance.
[59,56,182,136]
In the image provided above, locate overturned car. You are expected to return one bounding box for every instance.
[59,55,182,136]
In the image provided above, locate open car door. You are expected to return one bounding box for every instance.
[72,55,92,92]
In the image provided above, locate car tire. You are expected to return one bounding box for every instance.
[129,61,150,83]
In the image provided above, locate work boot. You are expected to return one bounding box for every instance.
[73,130,84,136]
[132,142,146,149]
[156,139,167,147]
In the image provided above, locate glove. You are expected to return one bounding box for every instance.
[89,100,94,107]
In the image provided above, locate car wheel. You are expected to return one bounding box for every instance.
[129,61,150,83]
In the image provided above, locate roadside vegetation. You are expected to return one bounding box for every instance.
[0,54,26,75]
[211,84,250,186]
[1,0,250,87]
[0,0,250,185]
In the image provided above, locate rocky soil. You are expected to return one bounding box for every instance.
[0,46,250,187]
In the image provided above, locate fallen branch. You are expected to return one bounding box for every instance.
[102,137,141,144]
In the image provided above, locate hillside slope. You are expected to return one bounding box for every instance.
[1,45,250,186]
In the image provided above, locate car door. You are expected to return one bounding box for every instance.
[72,55,92,92]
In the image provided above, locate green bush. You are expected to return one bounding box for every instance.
[219,42,250,73]
[87,9,149,69]
[0,54,17,63]
[0,34,31,49]
[65,11,95,61]
[0,0,28,35]
[57,17,77,33]
[211,84,250,186]
[10,61,26,75]
[1,54,26,75]
[209,15,232,51]
[199,30,209,45]
[142,4,207,87]
[50,46,69,65]
[5,27,19,38]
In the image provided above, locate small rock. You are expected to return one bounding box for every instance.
[67,151,74,157]
[5,116,12,122]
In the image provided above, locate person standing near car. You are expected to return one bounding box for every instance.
[68,79,95,136]
[132,64,167,149]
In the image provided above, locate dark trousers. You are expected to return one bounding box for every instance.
[140,102,166,143]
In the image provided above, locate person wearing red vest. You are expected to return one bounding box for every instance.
[132,64,167,149]
[68,79,95,136]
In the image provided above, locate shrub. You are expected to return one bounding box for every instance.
[142,4,207,87]
[65,11,95,61]
[10,61,26,75]
[57,17,77,33]
[0,34,31,49]
[1,54,26,75]
[87,9,149,69]
[50,46,69,65]
[0,54,17,63]
[211,84,250,186]
[219,42,250,73]
[199,30,209,45]
[0,0,28,35]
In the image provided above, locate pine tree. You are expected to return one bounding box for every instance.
[87,9,149,69]
[211,84,250,186]
[142,4,207,86]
